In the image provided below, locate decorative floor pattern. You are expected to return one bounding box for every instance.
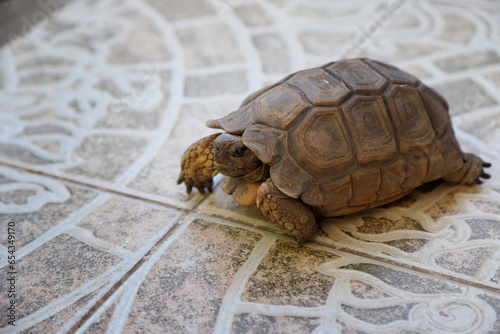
[1,0,500,332]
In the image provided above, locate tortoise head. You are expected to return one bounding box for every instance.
[214,133,262,178]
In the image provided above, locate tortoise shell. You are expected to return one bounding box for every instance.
[207,58,465,216]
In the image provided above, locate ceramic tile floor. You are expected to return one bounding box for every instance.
[1,0,500,333]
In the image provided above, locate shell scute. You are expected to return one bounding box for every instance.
[363,58,420,86]
[341,96,397,166]
[242,124,285,165]
[424,146,446,182]
[377,158,406,201]
[270,156,311,199]
[401,149,428,191]
[325,59,389,95]
[315,175,352,215]
[350,167,381,206]
[287,68,351,106]
[289,108,354,176]
[417,85,450,138]
[206,102,255,134]
[254,84,311,130]
[385,86,435,156]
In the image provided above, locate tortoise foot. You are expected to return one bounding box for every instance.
[256,178,318,243]
[444,153,492,185]
[177,133,220,194]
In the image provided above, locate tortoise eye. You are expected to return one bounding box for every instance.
[231,146,249,157]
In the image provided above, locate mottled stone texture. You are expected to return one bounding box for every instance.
[340,263,462,294]
[350,280,392,300]
[342,303,418,325]
[435,79,497,116]
[77,196,180,251]
[1,0,500,332]
[176,22,244,68]
[424,186,480,221]
[242,240,339,307]
[123,220,262,333]
[0,234,121,326]
[0,185,98,247]
[63,135,149,181]
[435,247,498,277]
[24,291,100,333]
[231,314,321,333]
[184,71,248,96]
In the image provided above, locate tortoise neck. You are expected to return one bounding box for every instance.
[242,164,270,182]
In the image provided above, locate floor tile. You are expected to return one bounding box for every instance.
[76,196,181,252]
[0,233,122,327]
[122,218,263,333]
[1,0,500,332]
[0,166,98,248]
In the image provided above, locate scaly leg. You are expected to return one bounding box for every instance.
[177,133,220,194]
[444,153,491,185]
[257,178,317,243]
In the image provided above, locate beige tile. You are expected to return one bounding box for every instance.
[108,12,171,64]
[0,184,98,248]
[434,50,500,73]
[144,0,215,21]
[252,33,291,74]
[62,134,149,182]
[77,196,181,252]
[434,246,499,277]
[176,22,244,68]
[241,240,339,307]
[23,291,100,333]
[231,314,321,333]
[436,12,477,45]
[123,219,263,333]
[434,79,498,116]
[458,110,500,147]
[83,299,118,334]
[0,234,122,327]
[1,0,500,332]
[234,4,273,27]
[423,186,480,221]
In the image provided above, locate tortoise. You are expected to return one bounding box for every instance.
[178,58,491,242]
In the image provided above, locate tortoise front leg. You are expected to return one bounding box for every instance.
[257,178,318,243]
[177,133,221,194]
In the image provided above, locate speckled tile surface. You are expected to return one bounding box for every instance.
[1,0,500,333]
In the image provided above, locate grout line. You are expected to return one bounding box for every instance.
[103,213,193,333]
[213,234,276,334]
[0,160,191,213]
[67,213,188,333]
[314,236,500,295]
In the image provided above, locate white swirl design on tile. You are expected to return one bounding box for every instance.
[0,166,69,213]
[318,258,497,333]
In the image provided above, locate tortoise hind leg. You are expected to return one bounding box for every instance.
[443,153,491,185]
[256,178,318,243]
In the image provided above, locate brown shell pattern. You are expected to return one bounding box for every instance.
[207,58,464,215]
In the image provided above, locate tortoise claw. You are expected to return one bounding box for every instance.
[480,171,491,179]
[477,162,492,184]
[178,133,220,195]
[196,185,206,195]
[186,182,194,195]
